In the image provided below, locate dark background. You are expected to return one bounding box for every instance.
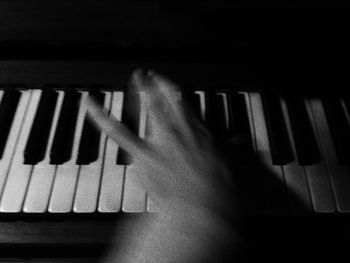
[0,1,349,92]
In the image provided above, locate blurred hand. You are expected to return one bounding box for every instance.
[85,69,239,262]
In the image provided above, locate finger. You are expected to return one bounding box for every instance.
[129,68,146,90]
[129,69,177,141]
[132,69,212,146]
[146,71,202,140]
[84,95,149,158]
[146,71,181,112]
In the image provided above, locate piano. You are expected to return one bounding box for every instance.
[0,1,350,262]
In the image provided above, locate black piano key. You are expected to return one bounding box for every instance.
[227,91,265,213]
[116,89,140,165]
[226,91,254,163]
[322,96,350,165]
[24,88,58,164]
[76,91,105,165]
[261,91,294,165]
[182,90,202,120]
[204,90,216,131]
[227,92,251,136]
[0,88,21,159]
[227,92,253,140]
[285,94,320,165]
[204,91,227,138]
[50,89,81,164]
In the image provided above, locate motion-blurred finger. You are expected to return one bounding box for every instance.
[147,71,181,110]
[84,95,149,158]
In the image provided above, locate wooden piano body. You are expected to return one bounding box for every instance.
[0,1,350,262]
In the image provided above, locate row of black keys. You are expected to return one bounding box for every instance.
[0,87,349,166]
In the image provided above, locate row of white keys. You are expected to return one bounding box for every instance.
[48,92,89,213]
[309,99,350,212]
[73,92,112,213]
[304,100,336,212]
[0,90,41,212]
[249,92,288,213]
[280,97,313,211]
[98,92,125,212]
[122,92,148,212]
[23,91,65,212]
[0,90,32,196]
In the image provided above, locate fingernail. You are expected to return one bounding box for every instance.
[145,70,156,87]
[130,68,146,89]
[147,70,155,77]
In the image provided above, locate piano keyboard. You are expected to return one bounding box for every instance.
[0,86,349,214]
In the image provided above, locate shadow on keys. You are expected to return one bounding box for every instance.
[222,139,350,263]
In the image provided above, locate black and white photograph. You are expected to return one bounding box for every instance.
[0,1,349,262]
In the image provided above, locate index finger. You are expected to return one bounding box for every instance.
[84,95,149,158]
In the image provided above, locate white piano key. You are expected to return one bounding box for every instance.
[98,91,126,213]
[0,90,42,212]
[122,92,148,212]
[73,92,112,213]
[304,99,336,212]
[249,92,288,213]
[23,91,64,213]
[280,97,312,211]
[0,90,31,196]
[309,99,350,212]
[48,92,88,213]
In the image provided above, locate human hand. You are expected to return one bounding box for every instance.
[86,69,236,217]
[85,69,239,262]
